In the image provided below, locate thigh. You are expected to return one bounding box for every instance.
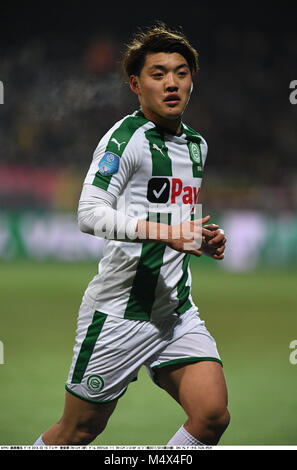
[146,312,222,386]
[155,361,228,416]
[60,390,118,431]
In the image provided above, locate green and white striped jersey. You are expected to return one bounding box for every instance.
[82,109,208,322]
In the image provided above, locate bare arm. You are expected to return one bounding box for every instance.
[136,215,213,258]
[78,185,222,259]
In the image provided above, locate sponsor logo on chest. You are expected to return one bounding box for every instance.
[147,177,200,204]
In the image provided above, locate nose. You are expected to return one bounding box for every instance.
[165,72,178,91]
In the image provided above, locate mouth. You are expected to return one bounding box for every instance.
[164,94,181,106]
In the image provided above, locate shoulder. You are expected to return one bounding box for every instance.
[183,122,207,145]
[182,122,208,156]
[182,123,208,168]
[96,112,151,158]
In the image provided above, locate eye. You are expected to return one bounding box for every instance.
[152,73,164,79]
[178,70,189,77]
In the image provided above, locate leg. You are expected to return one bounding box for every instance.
[155,361,230,445]
[41,390,118,445]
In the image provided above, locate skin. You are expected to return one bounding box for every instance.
[41,51,229,446]
[129,52,193,134]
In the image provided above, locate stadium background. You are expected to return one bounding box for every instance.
[0,2,296,446]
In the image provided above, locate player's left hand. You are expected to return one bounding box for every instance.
[201,223,227,260]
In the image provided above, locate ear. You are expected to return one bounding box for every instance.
[129,75,140,95]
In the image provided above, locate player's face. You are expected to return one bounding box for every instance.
[130,52,193,133]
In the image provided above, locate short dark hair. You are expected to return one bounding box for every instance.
[122,22,199,78]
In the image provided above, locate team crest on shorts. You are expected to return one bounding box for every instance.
[98,152,120,175]
[87,374,105,392]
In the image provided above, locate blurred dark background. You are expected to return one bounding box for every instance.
[0,1,296,266]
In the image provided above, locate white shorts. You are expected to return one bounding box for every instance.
[66,297,222,403]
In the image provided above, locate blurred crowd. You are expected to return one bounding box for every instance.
[0,23,297,212]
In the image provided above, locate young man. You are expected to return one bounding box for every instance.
[34,23,230,447]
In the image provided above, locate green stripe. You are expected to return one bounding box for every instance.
[92,171,112,192]
[145,127,172,176]
[92,114,148,190]
[176,254,193,314]
[71,311,107,384]
[152,357,223,369]
[65,385,127,404]
[183,123,203,142]
[124,213,171,321]
[183,125,203,178]
[124,242,167,321]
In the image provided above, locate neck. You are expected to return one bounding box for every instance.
[140,107,182,135]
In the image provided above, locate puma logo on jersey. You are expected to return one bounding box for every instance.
[152,143,165,157]
[111,138,126,151]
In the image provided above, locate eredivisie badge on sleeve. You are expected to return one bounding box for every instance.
[98,152,120,175]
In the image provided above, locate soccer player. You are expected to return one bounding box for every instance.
[34,23,229,447]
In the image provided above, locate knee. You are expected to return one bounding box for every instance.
[207,407,230,434]
[68,428,100,446]
[190,405,230,437]
[59,418,108,446]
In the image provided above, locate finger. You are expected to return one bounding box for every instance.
[208,228,224,235]
[209,249,225,259]
[202,215,211,224]
[209,237,226,247]
[191,250,203,257]
[208,242,226,256]
[213,244,226,255]
[204,246,224,259]
[203,224,219,231]
[201,227,224,240]
[213,253,225,260]
[208,231,226,245]
[193,215,211,226]
[201,227,215,238]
